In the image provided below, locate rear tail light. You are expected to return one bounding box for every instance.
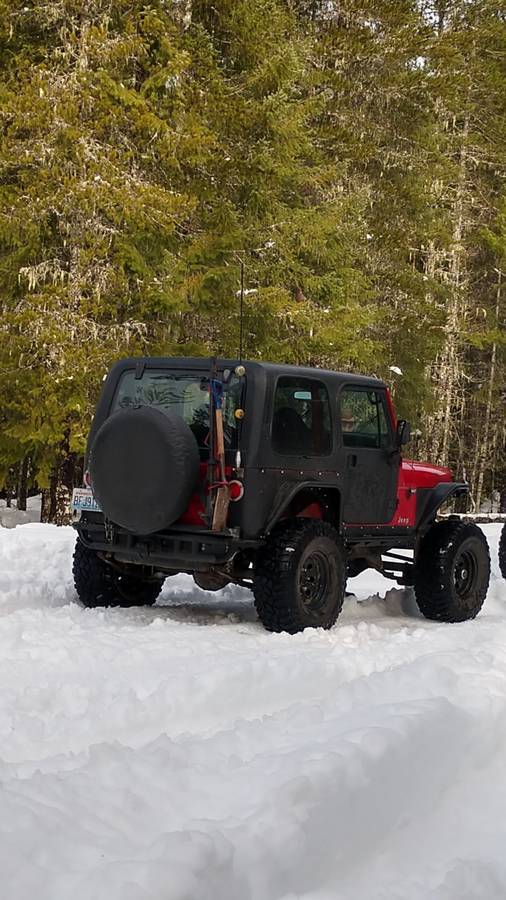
[228,480,244,502]
[84,470,92,488]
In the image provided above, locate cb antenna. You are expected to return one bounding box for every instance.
[239,258,245,362]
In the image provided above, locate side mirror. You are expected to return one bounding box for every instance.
[396,419,411,446]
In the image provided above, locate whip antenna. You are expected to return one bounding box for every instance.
[239,259,245,362]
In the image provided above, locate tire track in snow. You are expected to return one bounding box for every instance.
[1,605,505,773]
[0,523,505,899]
[3,649,506,899]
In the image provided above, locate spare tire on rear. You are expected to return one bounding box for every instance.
[89,406,200,535]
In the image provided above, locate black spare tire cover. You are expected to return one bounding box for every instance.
[89,406,200,535]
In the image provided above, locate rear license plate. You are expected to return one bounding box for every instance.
[72,487,101,513]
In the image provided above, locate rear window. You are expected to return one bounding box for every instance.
[272,376,332,456]
[112,370,242,449]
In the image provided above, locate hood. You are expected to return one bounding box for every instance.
[401,459,453,489]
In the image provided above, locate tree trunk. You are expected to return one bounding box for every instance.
[440,117,468,468]
[40,472,58,524]
[424,113,470,469]
[40,489,48,521]
[473,269,501,511]
[17,455,29,511]
[177,0,192,28]
[40,441,82,525]
[55,449,78,525]
[437,1,449,34]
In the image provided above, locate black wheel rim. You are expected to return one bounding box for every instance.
[299,551,331,614]
[453,549,477,598]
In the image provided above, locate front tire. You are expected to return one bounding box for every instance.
[73,539,163,608]
[499,524,506,580]
[253,520,346,634]
[414,520,490,622]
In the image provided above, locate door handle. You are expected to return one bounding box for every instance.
[347,454,357,468]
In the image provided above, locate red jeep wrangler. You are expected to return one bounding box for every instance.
[72,358,491,633]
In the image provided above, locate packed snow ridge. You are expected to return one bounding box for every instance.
[0,523,505,900]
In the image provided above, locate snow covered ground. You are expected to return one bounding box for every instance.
[0,523,505,900]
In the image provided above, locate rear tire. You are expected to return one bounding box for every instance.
[414,520,490,622]
[253,520,346,634]
[499,524,506,580]
[73,539,162,608]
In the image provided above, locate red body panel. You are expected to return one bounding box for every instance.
[179,492,206,527]
[389,459,453,527]
[402,460,453,489]
[178,464,237,527]
[296,502,324,520]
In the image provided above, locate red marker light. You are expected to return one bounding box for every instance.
[228,480,244,501]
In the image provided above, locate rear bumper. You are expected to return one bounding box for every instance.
[74,518,261,571]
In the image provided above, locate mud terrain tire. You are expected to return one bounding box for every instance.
[499,523,506,580]
[253,520,346,634]
[73,539,162,608]
[414,520,490,622]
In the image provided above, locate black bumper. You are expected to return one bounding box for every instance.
[74,518,260,571]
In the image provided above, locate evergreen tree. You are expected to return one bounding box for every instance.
[291,1,450,418]
[0,0,504,516]
[165,0,378,368]
[418,0,506,493]
[0,0,381,515]
[0,0,198,509]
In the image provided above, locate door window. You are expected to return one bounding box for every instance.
[339,388,390,448]
[272,377,332,456]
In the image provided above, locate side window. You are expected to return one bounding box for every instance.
[272,377,332,456]
[340,388,390,449]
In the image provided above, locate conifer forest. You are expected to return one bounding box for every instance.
[0,0,504,520]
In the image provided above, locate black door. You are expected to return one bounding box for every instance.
[338,386,399,525]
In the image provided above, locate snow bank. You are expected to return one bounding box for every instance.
[0,523,505,899]
[0,494,41,529]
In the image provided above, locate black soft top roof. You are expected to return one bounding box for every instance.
[108,357,386,390]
